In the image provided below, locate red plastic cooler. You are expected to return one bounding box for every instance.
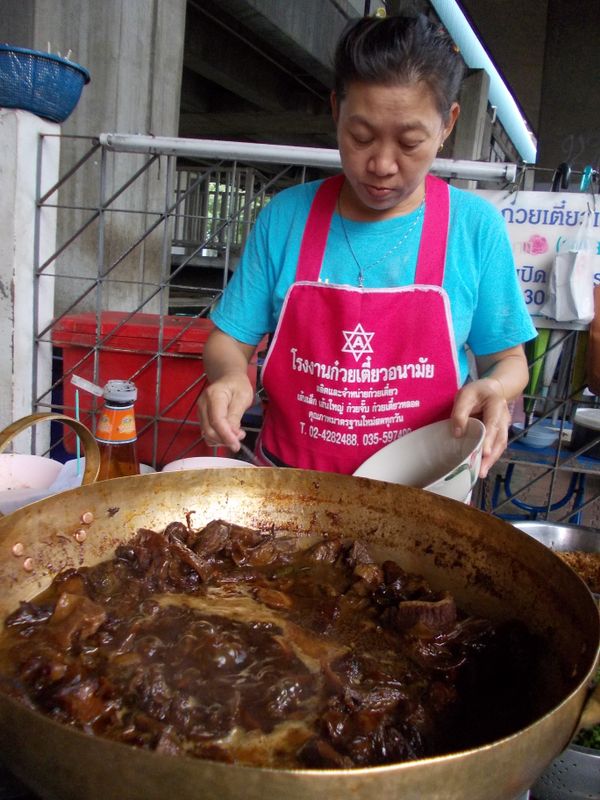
[52,312,258,466]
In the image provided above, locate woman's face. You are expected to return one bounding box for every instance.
[332,80,459,220]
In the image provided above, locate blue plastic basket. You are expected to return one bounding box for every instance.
[0,44,90,123]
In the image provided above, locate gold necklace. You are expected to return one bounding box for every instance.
[337,197,425,288]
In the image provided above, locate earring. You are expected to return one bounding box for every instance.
[439,142,444,152]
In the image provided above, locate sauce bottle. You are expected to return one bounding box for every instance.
[95,379,140,480]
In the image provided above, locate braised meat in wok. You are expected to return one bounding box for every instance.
[0,519,548,769]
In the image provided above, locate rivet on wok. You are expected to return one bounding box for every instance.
[74,529,87,543]
[23,558,34,572]
[11,542,25,557]
[81,511,94,525]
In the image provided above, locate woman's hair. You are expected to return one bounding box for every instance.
[333,15,465,122]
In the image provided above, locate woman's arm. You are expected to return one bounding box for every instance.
[197,329,258,450]
[451,344,529,478]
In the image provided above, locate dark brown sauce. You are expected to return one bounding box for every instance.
[0,519,559,769]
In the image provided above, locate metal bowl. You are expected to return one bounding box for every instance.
[512,521,600,800]
[511,521,600,553]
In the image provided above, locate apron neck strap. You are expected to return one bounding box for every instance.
[414,174,449,285]
[296,174,344,282]
[296,173,449,285]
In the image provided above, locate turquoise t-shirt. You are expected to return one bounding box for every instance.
[211,179,537,383]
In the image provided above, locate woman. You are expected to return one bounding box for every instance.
[198,14,536,479]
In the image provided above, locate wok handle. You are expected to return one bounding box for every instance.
[0,413,100,487]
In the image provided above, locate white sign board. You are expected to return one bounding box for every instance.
[475,190,600,320]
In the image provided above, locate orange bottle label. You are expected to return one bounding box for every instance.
[96,406,137,444]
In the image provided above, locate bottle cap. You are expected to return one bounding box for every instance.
[103,379,137,403]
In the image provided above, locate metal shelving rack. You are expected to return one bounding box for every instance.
[480,320,599,524]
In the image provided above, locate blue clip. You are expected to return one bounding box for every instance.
[580,165,593,192]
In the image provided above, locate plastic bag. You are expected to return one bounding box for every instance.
[540,211,596,323]
[586,285,600,395]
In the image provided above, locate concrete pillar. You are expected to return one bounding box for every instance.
[536,0,599,188]
[0,110,59,450]
[451,69,491,190]
[0,0,187,316]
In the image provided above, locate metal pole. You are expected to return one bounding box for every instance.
[98,134,518,183]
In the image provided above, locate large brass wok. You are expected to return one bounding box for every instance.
[0,467,598,800]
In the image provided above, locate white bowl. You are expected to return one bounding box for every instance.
[353,418,485,503]
[0,453,63,492]
[0,457,158,516]
[161,457,254,472]
[0,453,65,515]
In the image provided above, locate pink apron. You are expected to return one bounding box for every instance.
[257,173,460,474]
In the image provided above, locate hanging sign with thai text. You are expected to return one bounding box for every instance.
[474,190,600,319]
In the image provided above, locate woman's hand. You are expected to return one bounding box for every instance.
[198,372,255,449]
[197,329,258,451]
[451,345,530,478]
[451,378,511,478]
